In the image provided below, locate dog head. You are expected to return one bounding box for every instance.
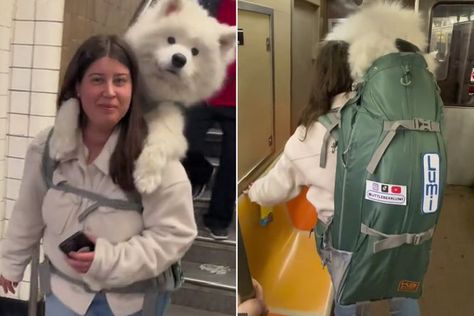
[125,0,236,106]
[326,1,435,81]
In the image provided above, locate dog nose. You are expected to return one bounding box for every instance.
[172,53,187,68]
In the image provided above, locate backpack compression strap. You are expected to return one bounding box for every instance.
[366,118,440,174]
[41,129,143,216]
[361,223,435,253]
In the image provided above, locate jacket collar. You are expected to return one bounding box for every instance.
[75,127,120,175]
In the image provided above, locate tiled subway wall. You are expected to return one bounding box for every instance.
[0,0,142,303]
[61,0,143,83]
[0,0,64,302]
[0,1,15,250]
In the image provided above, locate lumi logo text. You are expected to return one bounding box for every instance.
[422,154,440,213]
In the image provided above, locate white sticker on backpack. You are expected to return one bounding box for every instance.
[422,153,440,213]
[365,180,407,205]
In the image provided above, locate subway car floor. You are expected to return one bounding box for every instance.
[367,185,474,316]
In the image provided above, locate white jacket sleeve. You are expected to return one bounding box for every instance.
[83,162,197,288]
[248,148,306,207]
[1,134,48,282]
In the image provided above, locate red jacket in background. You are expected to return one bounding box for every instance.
[208,0,236,108]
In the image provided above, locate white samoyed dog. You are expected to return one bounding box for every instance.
[50,0,235,193]
[325,1,437,81]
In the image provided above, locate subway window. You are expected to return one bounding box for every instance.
[429,3,474,106]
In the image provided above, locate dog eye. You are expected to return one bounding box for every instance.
[167,37,176,44]
[191,48,199,56]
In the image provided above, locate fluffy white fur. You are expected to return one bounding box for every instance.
[326,1,436,82]
[51,0,235,193]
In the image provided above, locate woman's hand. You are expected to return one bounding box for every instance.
[0,275,18,294]
[65,233,97,274]
[243,182,254,195]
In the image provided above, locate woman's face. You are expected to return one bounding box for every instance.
[76,56,132,132]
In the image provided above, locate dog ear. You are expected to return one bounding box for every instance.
[156,0,185,18]
[219,26,236,64]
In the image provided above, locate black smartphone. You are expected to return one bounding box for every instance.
[59,231,95,255]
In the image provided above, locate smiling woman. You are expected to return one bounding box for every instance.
[76,57,133,163]
[0,34,197,316]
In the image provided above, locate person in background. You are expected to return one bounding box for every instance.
[183,0,236,240]
[247,41,421,316]
[0,34,197,316]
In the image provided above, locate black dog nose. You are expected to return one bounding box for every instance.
[172,53,187,68]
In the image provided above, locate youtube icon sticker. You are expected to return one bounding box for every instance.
[391,186,402,194]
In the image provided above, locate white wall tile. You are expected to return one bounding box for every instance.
[7,157,24,179]
[0,200,5,220]
[36,0,65,22]
[0,0,15,27]
[29,115,54,137]
[34,22,63,46]
[0,118,6,137]
[13,21,34,45]
[0,73,8,94]
[6,178,21,200]
[33,45,61,69]
[0,139,5,157]
[0,51,10,73]
[0,178,5,201]
[9,114,28,136]
[10,91,29,114]
[10,68,31,91]
[31,92,56,116]
[31,69,59,93]
[0,95,8,117]
[0,160,5,179]
[5,199,14,220]
[12,44,33,68]
[8,136,28,158]
[0,27,11,50]
[19,281,30,301]
[15,0,35,21]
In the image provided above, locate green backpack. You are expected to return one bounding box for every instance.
[316,46,447,305]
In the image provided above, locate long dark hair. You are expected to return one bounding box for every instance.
[298,41,352,131]
[58,34,148,192]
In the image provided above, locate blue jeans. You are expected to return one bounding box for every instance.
[45,292,170,316]
[335,298,420,316]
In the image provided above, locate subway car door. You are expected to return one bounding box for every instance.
[238,3,275,179]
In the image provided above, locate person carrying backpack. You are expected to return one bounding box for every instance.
[0,35,197,316]
[248,3,446,316]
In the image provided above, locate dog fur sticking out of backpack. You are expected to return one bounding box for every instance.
[50,0,236,193]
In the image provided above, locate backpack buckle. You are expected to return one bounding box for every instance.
[414,119,431,131]
[410,233,423,245]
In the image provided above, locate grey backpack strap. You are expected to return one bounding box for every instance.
[361,224,435,253]
[318,110,340,168]
[366,118,441,174]
[42,128,143,215]
[42,129,58,189]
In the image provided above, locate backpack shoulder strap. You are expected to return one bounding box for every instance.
[41,128,143,217]
[318,109,340,168]
[41,128,57,189]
